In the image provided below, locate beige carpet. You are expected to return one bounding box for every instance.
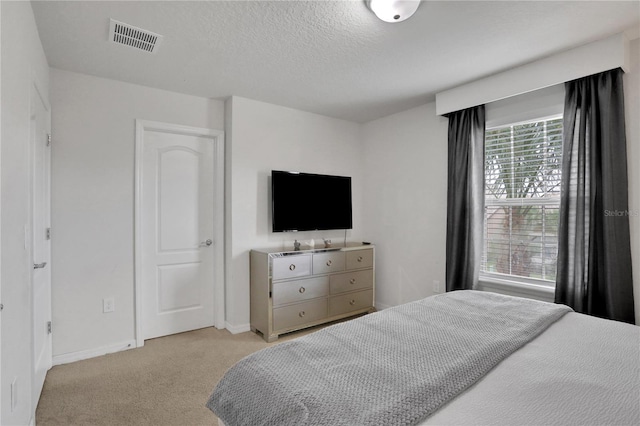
[36,327,311,426]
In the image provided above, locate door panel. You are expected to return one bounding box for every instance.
[157,263,203,312]
[141,129,216,340]
[31,84,52,404]
[158,148,200,251]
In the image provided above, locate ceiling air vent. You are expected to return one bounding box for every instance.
[108,19,163,54]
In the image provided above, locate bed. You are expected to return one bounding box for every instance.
[207,290,640,425]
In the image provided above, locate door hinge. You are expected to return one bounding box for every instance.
[46,133,51,147]
[46,228,51,240]
[47,321,52,334]
[0,303,4,312]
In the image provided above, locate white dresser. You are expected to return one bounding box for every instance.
[250,244,375,342]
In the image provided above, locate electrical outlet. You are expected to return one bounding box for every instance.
[103,297,115,313]
[432,280,443,294]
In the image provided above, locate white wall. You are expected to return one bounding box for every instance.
[225,96,364,329]
[362,40,640,322]
[362,103,449,309]
[1,1,50,424]
[624,38,640,325]
[0,0,3,413]
[49,69,224,358]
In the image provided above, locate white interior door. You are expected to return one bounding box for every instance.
[140,126,218,340]
[31,83,52,404]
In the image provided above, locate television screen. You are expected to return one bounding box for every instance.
[272,170,352,232]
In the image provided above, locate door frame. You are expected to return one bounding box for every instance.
[134,120,225,348]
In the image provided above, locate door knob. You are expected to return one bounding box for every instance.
[200,239,213,247]
[33,262,47,269]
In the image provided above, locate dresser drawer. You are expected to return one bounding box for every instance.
[330,269,374,294]
[346,249,374,270]
[272,276,329,307]
[272,254,312,280]
[329,289,373,317]
[273,299,327,331]
[312,251,345,275]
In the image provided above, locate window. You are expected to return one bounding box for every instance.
[481,117,563,286]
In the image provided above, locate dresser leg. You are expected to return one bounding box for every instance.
[250,326,257,333]
[266,334,279,343]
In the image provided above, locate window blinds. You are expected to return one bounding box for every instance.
[482,118,563,283]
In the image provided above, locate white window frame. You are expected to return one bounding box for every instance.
[479,113,563,302]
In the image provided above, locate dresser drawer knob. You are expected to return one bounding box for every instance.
[299,287,306,294]
[350,278,356,284]
[299,311,306,317]
[289,264,296,271]
[326,260,332,267]
[349,299,356,306]
[357,256,363,262]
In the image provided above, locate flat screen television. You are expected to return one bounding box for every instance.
[271,170,352,232]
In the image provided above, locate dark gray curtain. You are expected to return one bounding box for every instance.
[556,68,635,324]
[446,105,485,292]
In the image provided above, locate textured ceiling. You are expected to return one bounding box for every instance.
[31,1,640,122]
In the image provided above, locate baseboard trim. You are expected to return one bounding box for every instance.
[375,302,392,310]
[225,322,251,334]
[53,339,136,366]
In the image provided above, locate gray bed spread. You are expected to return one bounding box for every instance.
[207,290,572,426]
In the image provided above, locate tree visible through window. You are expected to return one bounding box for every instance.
[482,117,563,284]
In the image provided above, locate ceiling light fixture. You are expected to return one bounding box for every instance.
[366,0,421,23]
